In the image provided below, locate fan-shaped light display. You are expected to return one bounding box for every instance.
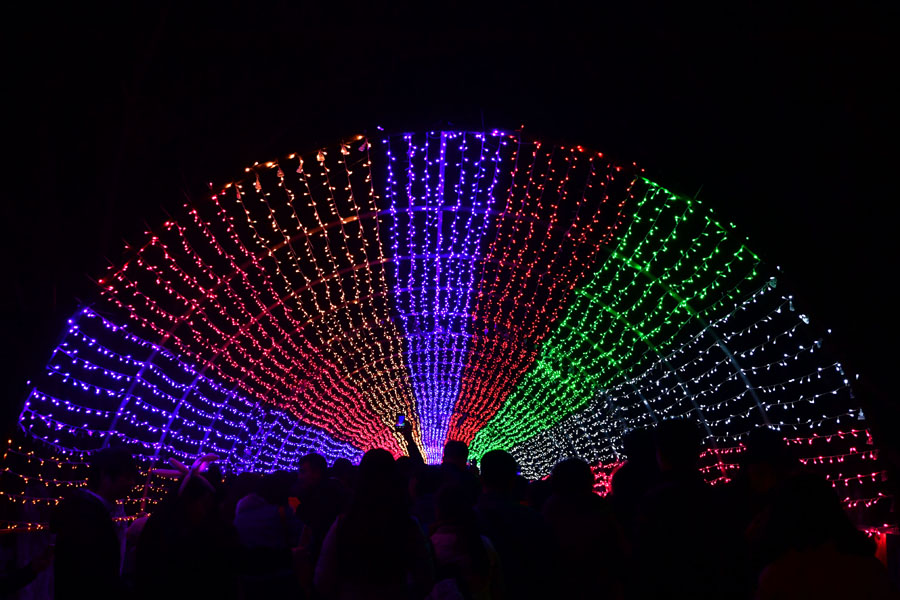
[1,130,891,533]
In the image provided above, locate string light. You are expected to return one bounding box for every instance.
[1,130,889,534]
[0,307,363,528]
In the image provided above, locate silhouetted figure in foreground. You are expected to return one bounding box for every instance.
[442,440,480,505]
[315,448,434,599]
[475,450,554,600]
[330,457,356,490]
[431,482,503,600]
[409,464,442,535]
[542,458,625,599]
[631,419,744,599]
[0,546,53,594]
[611,428,659,543]
[737,427,803,575]
[234,471,304,599]
[443,440,469,470]
[295,452,348,560]
[136,465,242,600]
[51,446,136,600]
[222,471,263,523]
[754,472,898,600]
[398,419,426,464]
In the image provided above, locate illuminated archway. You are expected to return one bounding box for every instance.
[1,130,890,534]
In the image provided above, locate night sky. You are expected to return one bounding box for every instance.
[4,2,897,441]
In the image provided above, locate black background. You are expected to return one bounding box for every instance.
[3,1,897,443]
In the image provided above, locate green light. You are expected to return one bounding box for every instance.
[470,180,763,456]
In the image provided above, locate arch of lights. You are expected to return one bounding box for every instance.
[1,130,891,534]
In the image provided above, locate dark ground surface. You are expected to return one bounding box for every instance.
[3,1,897,449]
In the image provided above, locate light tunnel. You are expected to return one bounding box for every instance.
[0,130,891,532]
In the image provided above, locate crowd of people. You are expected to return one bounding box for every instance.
[24,418,899,599]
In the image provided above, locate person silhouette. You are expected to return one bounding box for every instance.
[51,447,136,600]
